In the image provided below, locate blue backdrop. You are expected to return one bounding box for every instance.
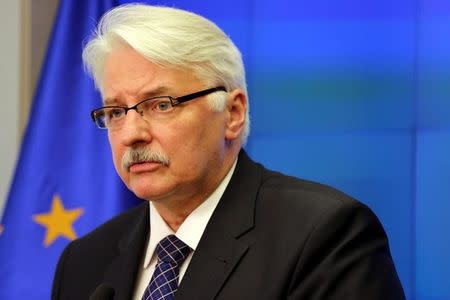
[168,0,450,300]
[1,0,449,299]
[155,1,450,299]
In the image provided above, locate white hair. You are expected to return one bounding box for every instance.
[82,4,250,144]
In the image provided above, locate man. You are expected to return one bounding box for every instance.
[52,4,405,300]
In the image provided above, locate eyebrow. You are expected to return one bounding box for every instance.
[103,86,172,106]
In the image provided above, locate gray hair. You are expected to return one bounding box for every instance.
[82,4,250,144]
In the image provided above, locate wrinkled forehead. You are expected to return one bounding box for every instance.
[100,46,209,105]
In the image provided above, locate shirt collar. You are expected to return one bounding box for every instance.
[143,158,238,268]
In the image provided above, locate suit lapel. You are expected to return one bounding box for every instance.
[176,151,261,300]
[103,202,149,300]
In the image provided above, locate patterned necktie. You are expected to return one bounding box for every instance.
[142,235,192,300]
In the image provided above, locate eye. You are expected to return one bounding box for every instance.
[154,99,173,112]
[108,108,125,119]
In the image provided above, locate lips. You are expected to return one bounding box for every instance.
[128,161,162,173]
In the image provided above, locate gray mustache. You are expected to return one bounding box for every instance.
[122,147,170,171]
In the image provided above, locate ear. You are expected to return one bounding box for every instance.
[225,89,247,141]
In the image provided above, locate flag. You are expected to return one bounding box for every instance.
[0,1,140,298]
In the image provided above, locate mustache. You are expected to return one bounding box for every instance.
[121,147,170,171]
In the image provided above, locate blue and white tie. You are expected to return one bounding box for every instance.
[142,235,192,300]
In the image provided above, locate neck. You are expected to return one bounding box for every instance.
[152,203,194,232]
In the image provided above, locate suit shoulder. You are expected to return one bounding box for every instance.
[71,202,147,250]
[253,164,388,261]
[256,164,373,219]
[52,203,148,299]
[260,166,354,202]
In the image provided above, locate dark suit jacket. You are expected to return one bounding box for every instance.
[52,151,405,300]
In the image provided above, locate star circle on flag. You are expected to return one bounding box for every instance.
[33,195,84,247]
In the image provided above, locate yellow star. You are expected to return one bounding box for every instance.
[33,195,83,247]
[0,224,3,235]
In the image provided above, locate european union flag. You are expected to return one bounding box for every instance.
[0,1,140,298]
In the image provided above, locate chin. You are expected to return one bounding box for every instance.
[125,172,168,197]
[129,182,173,201]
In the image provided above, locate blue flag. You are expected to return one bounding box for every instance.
[0,1,140,298]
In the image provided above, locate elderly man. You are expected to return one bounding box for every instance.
[51,4,405,300]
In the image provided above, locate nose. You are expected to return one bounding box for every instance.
[117,110,152,147]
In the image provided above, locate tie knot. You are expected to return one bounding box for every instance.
[155,235,191,264]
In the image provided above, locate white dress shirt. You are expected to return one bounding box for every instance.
[132,159,237,300]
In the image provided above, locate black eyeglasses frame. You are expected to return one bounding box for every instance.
[90,86,227,126]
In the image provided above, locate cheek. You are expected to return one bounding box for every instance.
[108,135,126,177]
[171,119,225,164]
[156,123,204,167]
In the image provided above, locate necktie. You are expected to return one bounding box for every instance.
[142,235,192,300]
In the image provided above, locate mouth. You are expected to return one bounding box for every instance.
[128,161,165,173]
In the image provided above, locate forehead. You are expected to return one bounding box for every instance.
[101,46,163,99]
[101,45,203,103]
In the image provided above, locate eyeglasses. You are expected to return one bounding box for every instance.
[90,86,226,129]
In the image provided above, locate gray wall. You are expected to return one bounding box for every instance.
[0,0,58,218]
[0,1,21,217]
